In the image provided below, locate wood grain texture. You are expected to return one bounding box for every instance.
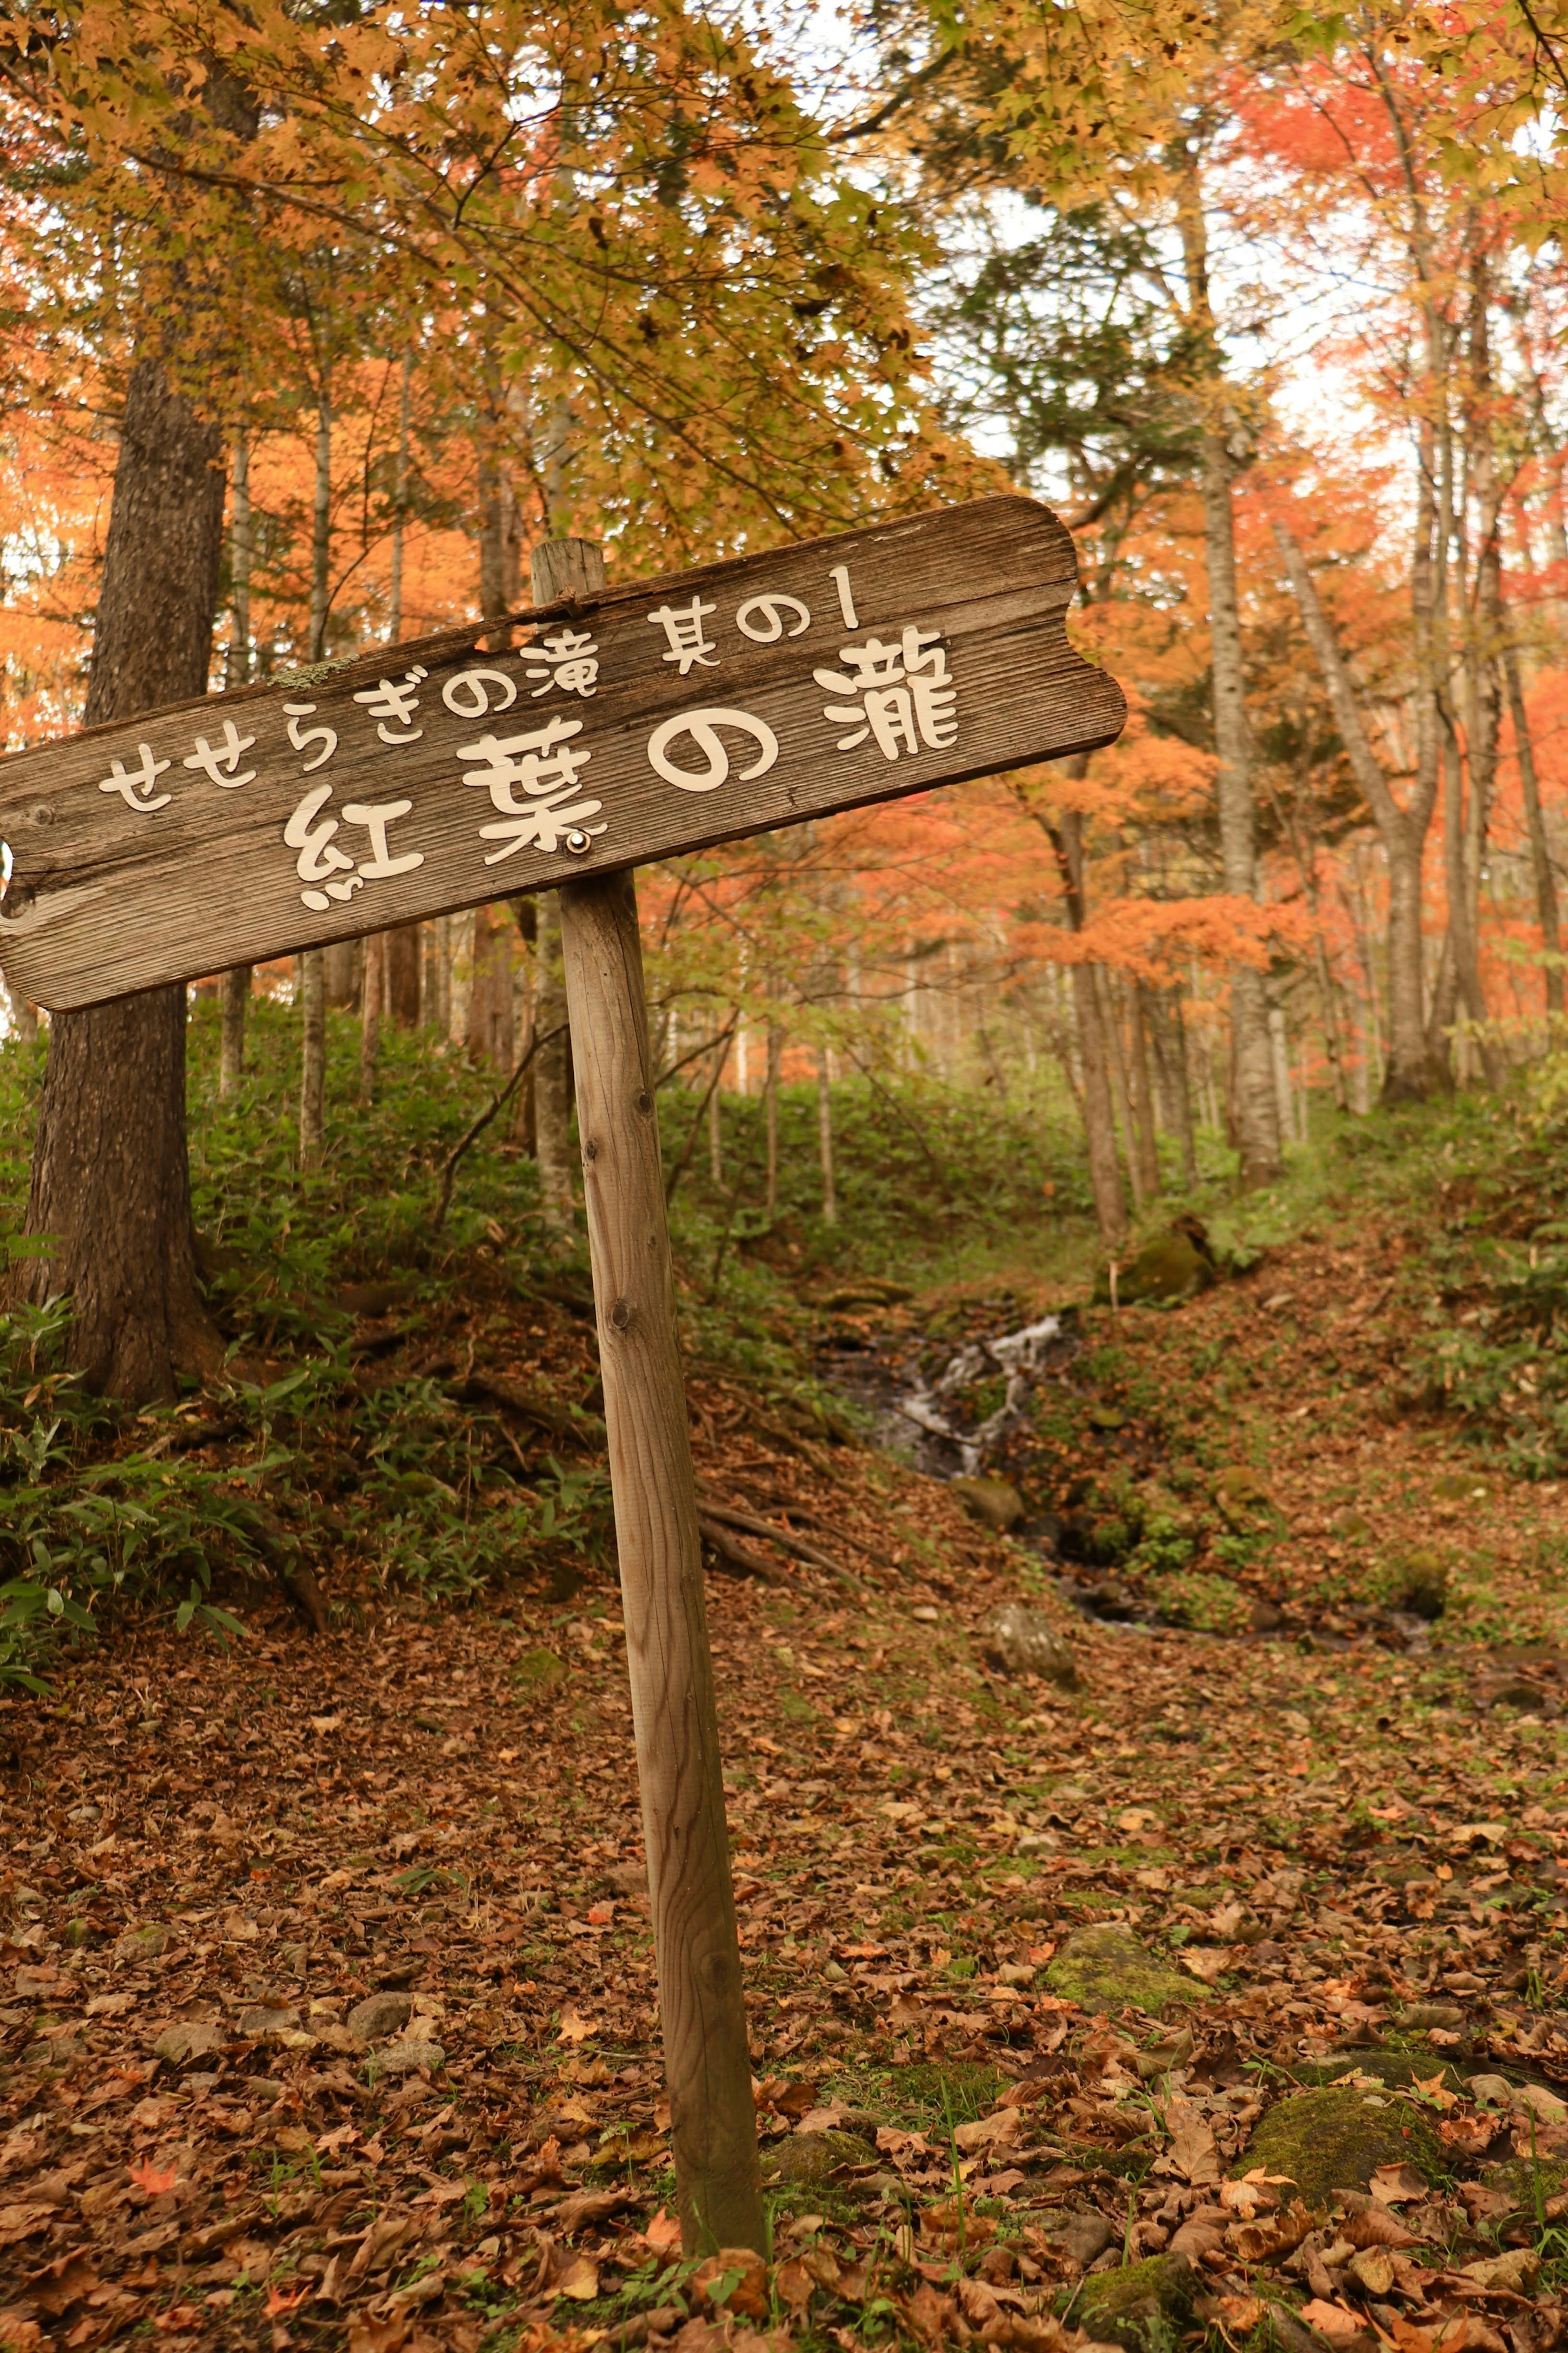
[0,496,1124,1010]
[546,532,762,2257]
[559,867,764,2255]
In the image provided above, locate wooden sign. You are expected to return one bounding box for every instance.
[0,495,1123,1011]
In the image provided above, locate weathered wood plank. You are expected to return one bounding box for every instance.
[0,495,1124,1010]
[543,533,764,2254]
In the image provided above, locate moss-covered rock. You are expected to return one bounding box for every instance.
[1242,2088,1443,2206]
[952,1476,1027,1533]
[1396,1548,1449,1621]
[1297,2048,1470,2095]
[510,1648,564,1692]
[1094,1224,1217,1308]
[1066,2253,1196,2353]
[761,2129,877,2190]
[1481,2156,1568,2220]
[1044,1926,1203,2020]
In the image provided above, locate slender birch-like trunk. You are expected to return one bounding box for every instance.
[1177,151,1280,1184]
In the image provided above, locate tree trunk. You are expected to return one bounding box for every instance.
[219,966,249,1100]
[16,355,225,1402]
[1042,801,1125,1244]
[816,1049,836,1224]
[532,891,576,1226]
[426,916,453,1039]
[309,383,332,662]
[510,896,539,1150]
[467,905,512,1067]
[708,1034,724,1185]
[1096,967,1145,1213]
[765,1024,782,1216]
[388,352,411,644]
[1177,157,1279,1186]
[299,950,325,1169]
[1129,984,1160,1200]
[1267,1002,1294,1145]
[1441,726,1503,1086]
[385,924,421,1028]
[229,428,252,686]
[4,982,38,1045]
[323,941,359,1008]
[1425,930,1458,1082]
[1505,645,1563,1018]
[1272,520,1438,1100]
[360,932,384,1108]
[1147,990,1198,1188]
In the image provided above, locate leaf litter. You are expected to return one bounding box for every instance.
[3,1202,1568,2350]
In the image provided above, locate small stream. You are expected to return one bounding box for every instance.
[814,1300,1155,1628]
[815,1297,1430,1650]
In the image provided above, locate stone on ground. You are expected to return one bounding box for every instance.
[1044,1926,1203,2018]
[952,1477,1026,1532]
[762,2129,878,2188]
[349,1990,414,2044]
[1242,2087,1442,2206]
[1067,2253,1196,2352]
[982,1603,1078,1688]
[1094,1220,1218,1307]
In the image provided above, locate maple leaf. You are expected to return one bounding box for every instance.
[127,2157,179,2195]
[264,2283,308,2316]
[643,2209,682,2252]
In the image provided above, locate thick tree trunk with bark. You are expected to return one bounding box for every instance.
[18,359,226,1400]
[1202,431,1280,1186]
[385,925,421,1027]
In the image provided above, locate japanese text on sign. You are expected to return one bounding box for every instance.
[83,560,960,912]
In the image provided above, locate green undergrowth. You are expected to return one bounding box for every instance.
[0,993,1083,1684]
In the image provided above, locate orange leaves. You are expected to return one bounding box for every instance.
[126,2157,179,2196]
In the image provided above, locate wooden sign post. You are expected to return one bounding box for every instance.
[0,495,1126,2257]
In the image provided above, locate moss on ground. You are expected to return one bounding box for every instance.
[1297,2048,1471,2094]
[1066,2252,1197,2352]
[1045,1926,1203,2020]
[1243,2088,1445,2206]
[759,2129,879,2224]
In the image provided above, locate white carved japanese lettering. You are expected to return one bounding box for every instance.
[284,702,338,774]
[457,717,605,863]
[647,597,719,676]
[526,628,600,699]
[815,626,957,761]
[183,720,258,790]
[735,594,810,645]
[97,744,172,813]
[353,666,428,745]
[441,667,520,720]
[646,709,780,794]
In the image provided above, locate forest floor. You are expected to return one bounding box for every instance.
[2,1019,1568,2353]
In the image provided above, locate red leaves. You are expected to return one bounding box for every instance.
[125,2159,178,2197]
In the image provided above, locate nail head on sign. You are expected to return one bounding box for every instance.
[565,828,593,855]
